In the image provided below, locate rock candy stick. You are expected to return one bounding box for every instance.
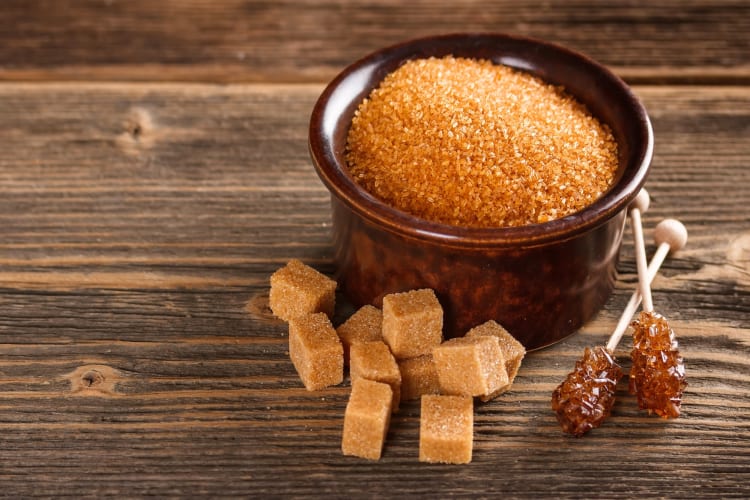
[606,217,688,352]
[551,191,651,436]
[628,198,688,418]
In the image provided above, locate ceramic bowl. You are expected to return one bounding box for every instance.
[308,33,652,350]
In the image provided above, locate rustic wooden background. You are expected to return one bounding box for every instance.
[0,1,748,497]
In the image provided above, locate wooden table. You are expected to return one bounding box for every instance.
[1,1,748,496]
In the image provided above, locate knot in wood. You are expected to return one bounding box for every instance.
[127,122,143,140]
[65,364,122,396]
[123,107,152,140]
[82,369,105,387]
[116,107,155,154]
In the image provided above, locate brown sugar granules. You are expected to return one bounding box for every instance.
[346,56,619,228]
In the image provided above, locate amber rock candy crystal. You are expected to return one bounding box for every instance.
[551,346,623,437]
[629,311,687,418]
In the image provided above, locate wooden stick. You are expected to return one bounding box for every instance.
[630,189,654,313]
[606,218,688,352]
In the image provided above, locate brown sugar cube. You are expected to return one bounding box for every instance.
[419,394,473,464]
[288,312,343,391]
[382,289,443,360]
[465,320,526,401]
[342,378,393,460]
[269,259,337,321]
[350,341,401,412]
[335,305,383,365]
[432,335,509,398]
[398,355,440,401]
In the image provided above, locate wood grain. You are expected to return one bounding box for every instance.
[1,0,748,84]
[0,82,748,496]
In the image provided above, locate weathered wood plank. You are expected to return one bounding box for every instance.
[0,83,748,496]
[1,84,747,289]
[0,0,748,83]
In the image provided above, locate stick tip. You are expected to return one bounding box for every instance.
[654,218,688,251]
[630,188,650,214]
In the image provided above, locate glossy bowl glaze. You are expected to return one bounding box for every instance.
[309,33,653,350]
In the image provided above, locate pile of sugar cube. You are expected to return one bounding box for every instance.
[269,259,525,464]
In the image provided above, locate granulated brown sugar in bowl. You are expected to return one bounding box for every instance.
[345,56,619,228]
[310,33,654,348]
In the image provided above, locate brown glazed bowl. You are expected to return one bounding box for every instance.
[308,33,653,350]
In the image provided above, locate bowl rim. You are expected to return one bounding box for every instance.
[309,32,653,248]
